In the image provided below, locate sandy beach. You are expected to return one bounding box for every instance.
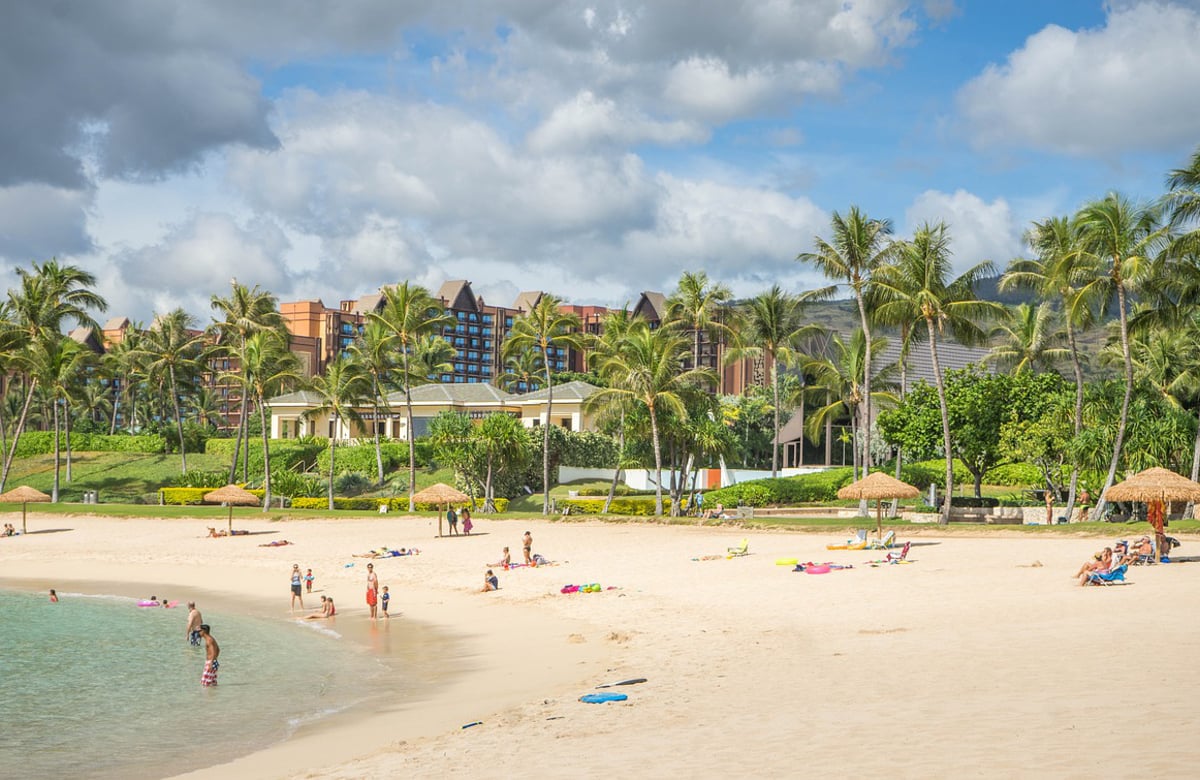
[4,513,1200,779]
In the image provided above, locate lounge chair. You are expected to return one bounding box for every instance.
[884,541,911,563]
[866,530,896,550]
[726,539,750,557]
[826,529,868,551]
[1087,564,1128,586]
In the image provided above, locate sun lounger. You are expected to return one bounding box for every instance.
[726,539,750,557]
[866,530,896,550]
[1087,564,1128,586]
[826,529,868,550]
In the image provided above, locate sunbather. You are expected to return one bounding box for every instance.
[1076,548,1114,585]
[258,539,292,547]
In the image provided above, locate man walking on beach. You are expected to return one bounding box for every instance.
[366,562,379,620]
[185,602,203,646]
[199,624,220,687]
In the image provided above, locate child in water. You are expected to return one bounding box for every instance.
[49,589,58,602]
[381,585,390,618]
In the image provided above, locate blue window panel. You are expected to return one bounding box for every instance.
[468,326,479,334]
[454,363,465,371]
[482,366,492,375]
[483,315,493,324]
[441,374,451,382]
[467,351,479,360]
[505,317,514,326]
[468,313,479,323]
[457,311,466,320]
[483,340,492,349]
[468,364,478,373]
[454,376,465,383]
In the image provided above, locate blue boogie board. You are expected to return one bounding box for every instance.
[579,692,628,704]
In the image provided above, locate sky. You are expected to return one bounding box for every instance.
[3,0,1199,324]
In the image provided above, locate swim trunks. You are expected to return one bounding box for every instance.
[189,630,201,647]
[202,659,219,687]
[291,584,302,596]
[366,588,377,607]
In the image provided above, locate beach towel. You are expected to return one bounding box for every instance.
[1088,564,1128,585]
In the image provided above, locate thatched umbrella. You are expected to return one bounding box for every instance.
[0,485,51,534]
[1104,467,1200,561]
[837,471,921,537]
[204,484,261,534]
[411,483,468,537]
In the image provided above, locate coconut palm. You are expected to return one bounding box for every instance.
[1075,193,1169,516]
[589,323,716,516]
[25,334,91,501]
[370,282,456,512]
[501,295,582,514]
[664,271,735,382]
[303,355,371,510]
[139,309,207,473]
[349,320,400,484]
[231,330,300,510]
[873,222,1001,523]
[798,207,893,476]
[732,286,818,477]
[211,281,287,483]
[1,260,106,492]
[1166,144,1200,238]
[586,307,644,513]
[498,349,545,393]
[476,411,529,512]
[102,323,145,434]
[985,302,1071,374]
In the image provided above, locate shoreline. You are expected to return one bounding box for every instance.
[5,514,1200,777]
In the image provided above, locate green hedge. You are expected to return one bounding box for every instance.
[15,431,166,457]
[703,467,856,507]
[160,487,265,505]
[559,497,679,516]
[315,442,410,476]
[982,462,1044,486]
[205,437,325,473]
[289,496,509,512]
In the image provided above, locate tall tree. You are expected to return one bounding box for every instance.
[234,330,300,511]
[1075,194,1168,517]
[26,334,90,501]
[1,260,106,492]
[211,281,286,484]
[798,207,893,478]
[733,286,817,477]
[350,320,399,485]
[985,302,1071,374]
[587,308,643,513]
[589,323,715,515]
[139,309,207,473]
[873,223,1000,522]
[1001,215,1098,517]
[370,282,455,511]
[476,412,529,512]
[665,271,734,383]
[501,295,582,514]
[303,355,370,510]
[498,348,545,393]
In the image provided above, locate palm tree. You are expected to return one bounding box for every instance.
[102,323,145,434]
[799,329,898,480]
[476,412,529,512]
[985,302,1071,374]
[1166,144,1200,237]
[139,309,207,473]
[25,334,90,501]
[733,286,817,476]
[498,349,545,393]
[303,355,371,510]
[232,330,300,510]
[350,320,399,485]
[501,295,583,514]
[1001,216,1099,518]
[589,323,716,515]
[798,207,893,476]
[586,308,644,513]
[211,281,286,483]
[1,260,106,492]
[873,222,1001,523]
[1075,194,1168,516]
[369,282,455,512]
[665,271,735,382]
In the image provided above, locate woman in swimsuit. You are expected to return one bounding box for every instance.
[522,531,533,565]
[290,564,304,611]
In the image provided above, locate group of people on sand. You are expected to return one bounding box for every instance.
[482,530,548,591]
[445,506,473,535]
[1074,545,1136,586]
[207,527,249,538]
[2,523,18,536]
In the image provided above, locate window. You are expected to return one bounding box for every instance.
[455,363,465,371]
[468,364,478,373]
[454,376,465,383]
[483,314,493,324]
[468,377,478,383]
[483,340,492,349]
[441,374,451,382]
[467,351,479,360]
[482,327,492,336]
[457,311,466,320]
[482,366,492,375]
[505,317,514,327]
[468,326,479,335]
[468,313,479,323]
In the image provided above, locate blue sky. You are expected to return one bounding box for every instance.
[1,1,1197,322]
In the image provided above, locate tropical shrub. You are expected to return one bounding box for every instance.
[288,496,508,512]
[558,497,678,516]
[14,431,166,457]
[703,467,856,507]
[167,470,231,488]
[983,462,1043,486]
[335,472,372,496]
[558,431,619,468]
[268,470,324,498]
[315,441,410,476]
[160,487,265,505]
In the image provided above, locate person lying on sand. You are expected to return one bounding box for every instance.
[258,539,293,547]
[208,527,250,538]
[353,547,418,559]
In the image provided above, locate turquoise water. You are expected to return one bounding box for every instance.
[0,588,395,780]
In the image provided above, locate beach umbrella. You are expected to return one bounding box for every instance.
[837,471,921,537]
[1104,467,1200,561]
[0,485,51,535]
[411,483,469,537]
[203,484,261,534]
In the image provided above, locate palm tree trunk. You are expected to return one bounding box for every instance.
[889,346,908,518]
[541,362,554,515]
[855,292,872,475]
[403,349,417,513]
[0,378,39,494]
[52,398,61,502]
[770,356,780,477]
[372,375,385,484]
[328,413,337,510]
[64,398,72,482]
[169,365,187,473]
[649,403,664,516]
[1095,281,1133,520]
[109,381,122,434]
[484,453,496,513]
[228,407,243,483]
[926,320,953,525]
[259,396,272,511]
[1065,321,1084,520]
[603,412,625,514]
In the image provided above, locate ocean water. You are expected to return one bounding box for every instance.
[0,588,395,780]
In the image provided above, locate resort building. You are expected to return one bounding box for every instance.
[267,380,601,441]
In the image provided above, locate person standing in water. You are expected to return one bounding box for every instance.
[290,564,304,612]
[366,562,379,620]
[49,589,58,602]
[185,602,203,646]
[199,624,220,687]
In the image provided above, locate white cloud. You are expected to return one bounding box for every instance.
[527,91,707,152]
[958,2,1200,155]
[904,189,1022,273]
[0,184,93,260]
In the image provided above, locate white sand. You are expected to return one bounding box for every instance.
[4,514,1200,779]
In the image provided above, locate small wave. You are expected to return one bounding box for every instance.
[292,620,342,639]
[284,704,351,737]
[62,592,139,604]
